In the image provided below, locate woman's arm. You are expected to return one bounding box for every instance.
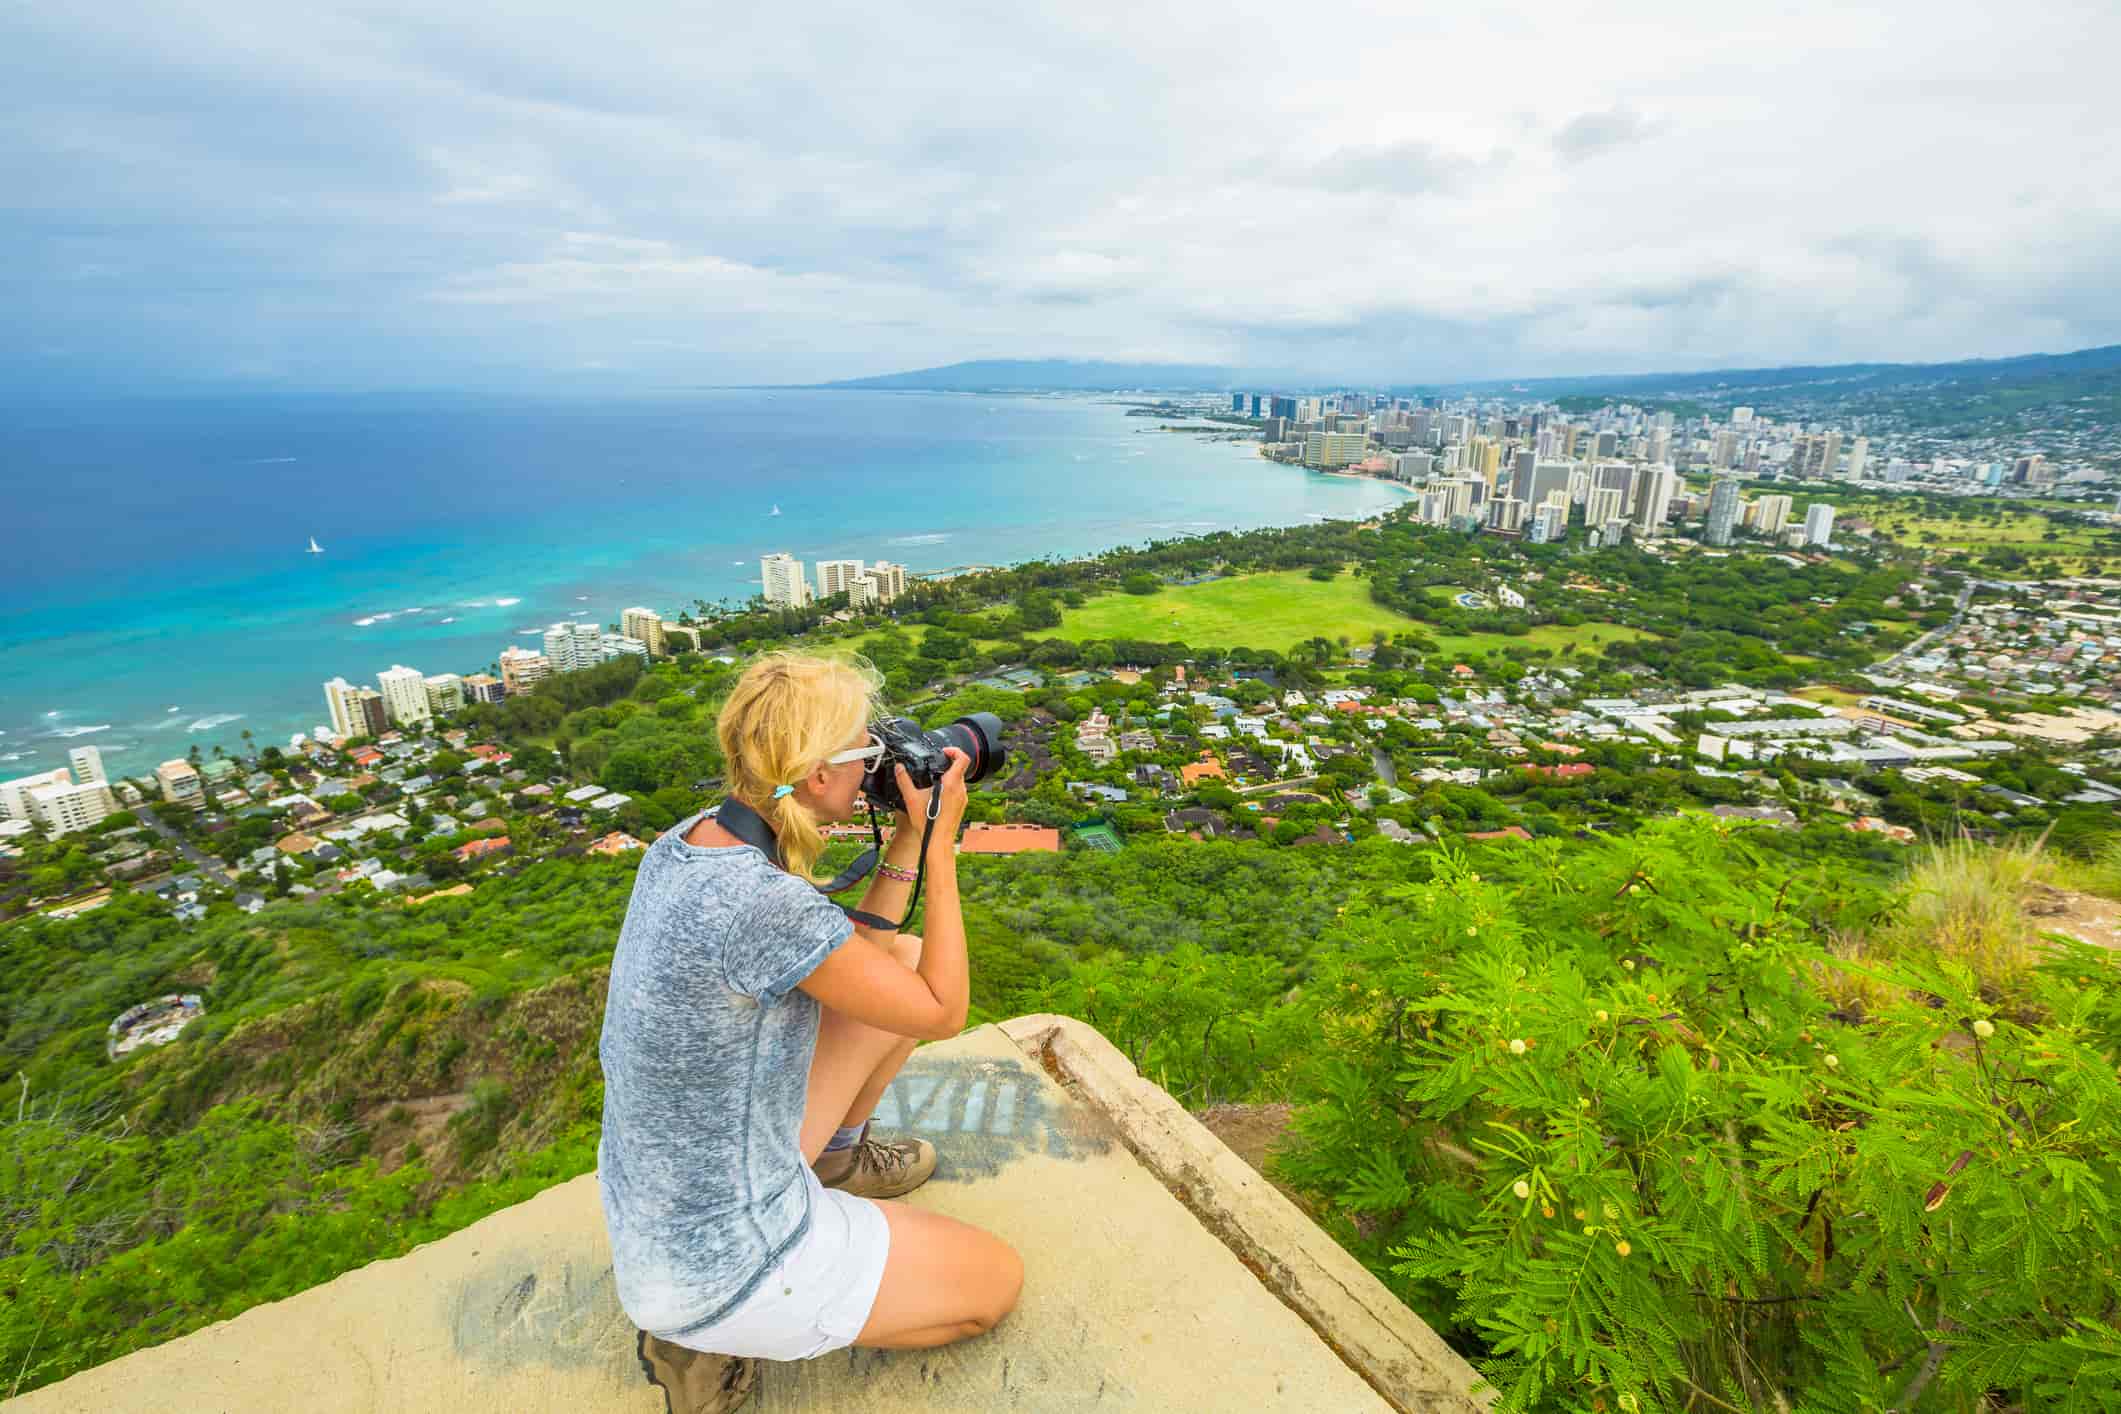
[796,752,971,1040]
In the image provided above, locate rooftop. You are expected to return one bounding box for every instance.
[18,1017,1486,1413]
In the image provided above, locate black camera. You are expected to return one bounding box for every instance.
[861,712,1006,814]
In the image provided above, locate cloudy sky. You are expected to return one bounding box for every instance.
[5,0,2118,392]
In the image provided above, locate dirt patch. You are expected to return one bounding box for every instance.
[2026,885,2121,951]
[366,1091,471,1173]
[1194,1103,1299,1192]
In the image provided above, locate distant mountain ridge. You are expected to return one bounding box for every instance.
[816,344,2121,401]
[816,359,1236,392]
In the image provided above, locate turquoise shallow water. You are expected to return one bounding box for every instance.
[0,390,1405,780]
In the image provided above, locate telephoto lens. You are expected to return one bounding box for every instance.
[861,712,1006,813]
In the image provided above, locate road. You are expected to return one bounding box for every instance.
[1876,580,1975,675]
[135,804,237,881]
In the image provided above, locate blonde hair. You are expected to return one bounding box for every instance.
[716,651,883,882]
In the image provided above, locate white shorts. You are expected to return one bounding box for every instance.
[654,1166,892,1362]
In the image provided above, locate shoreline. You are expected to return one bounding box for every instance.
[4,424,1406,782]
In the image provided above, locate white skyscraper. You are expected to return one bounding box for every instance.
[543,621,602,673]
[376,665,434,727]
[68,745,106,785]
[1,768,71,822]
[1845,436,1870,481]
[815,558,866,599]
[29,778,115,836]
[1804,503,1837,548]
[761,553,811,610]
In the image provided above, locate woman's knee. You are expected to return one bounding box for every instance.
[973,1236,1024,1329]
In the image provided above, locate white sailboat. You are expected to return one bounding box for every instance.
[307,536,325,554]
[768,504,782,517]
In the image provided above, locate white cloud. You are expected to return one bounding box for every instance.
[2,0,2118,388]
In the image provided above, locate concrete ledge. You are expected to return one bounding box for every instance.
[999,1014,1492,1414]
[13,1018,1488,1412]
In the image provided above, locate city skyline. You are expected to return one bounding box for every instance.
[4,2,2118,394]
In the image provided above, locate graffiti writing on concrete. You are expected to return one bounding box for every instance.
[447,1254,637,1375]
[872,1054,1112,1181]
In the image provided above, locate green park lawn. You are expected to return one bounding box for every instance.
[1849,502,2115,573]
[1032,571,1414,653]
[1030,570,1657,659]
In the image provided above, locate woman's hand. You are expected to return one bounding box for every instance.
[892,747,970,843]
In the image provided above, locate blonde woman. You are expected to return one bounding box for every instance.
[599,653,1022,1411]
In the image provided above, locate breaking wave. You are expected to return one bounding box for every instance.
[188,713,244,732]
[53,724,112,737]
[494,597,521,607]
[887,533,950,546]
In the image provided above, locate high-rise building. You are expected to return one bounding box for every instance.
[2010,454,2049,485]
[1593,462,1636,515]
[1392,452,1434,483]
[156,759,203,809]
[1302,431,1369,468]
[1595,430,1618,458]
[68,745,106,786]
[1845,437,1870,481]
[1633,465,1678,535]
[1731,407,1755,425]
[1711,429,1739,469]
[1585,486,1624,527]
[422,673,465,715]
[1705,476,1741,546]
[1526,460,1574,511]
[462,674,506,705]
[1487,497,1528,533]
[849,574,881,609]
[1270,396,1298,421]
[1643,428,1670,465]
[761,553,811,610]
[599,633,649,663]
[377,665,433,727]
[544,622,604,673]
[1754,494,1795,538]
[29,778,115,835]
[1508,449,1537,500]
[498,647,551,695]
[866,561,908,603]
[323,676,368,740]
[1803,503,1837,547]
[0,768,70,821]
[1791,431,1842,480]
[1527,501,1570,544]
[815,559,866,599]
[621,607,666,656]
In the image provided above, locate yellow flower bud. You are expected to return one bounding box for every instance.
[1509,1038,1528,1055]
[1615,1240,1631,1258]
[1513,1179,1532,1199]
[1973,1019,1995,1039]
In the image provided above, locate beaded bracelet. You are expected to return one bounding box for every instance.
[876,861,919,883]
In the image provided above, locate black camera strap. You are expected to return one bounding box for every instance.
[712,794,936,934]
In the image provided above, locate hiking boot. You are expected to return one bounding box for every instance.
[635,1330,757,1414]
[813,1120,937,1199]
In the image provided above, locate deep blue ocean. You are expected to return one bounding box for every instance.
[0,390,1406,780]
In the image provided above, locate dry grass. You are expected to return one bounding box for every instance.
[1888,835,2055,985]
[1819,835,2073,1007]
[2053,836,2121,903]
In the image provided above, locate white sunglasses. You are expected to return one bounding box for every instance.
[823,733,886,769]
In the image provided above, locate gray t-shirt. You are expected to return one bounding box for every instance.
[598,809,855,1337]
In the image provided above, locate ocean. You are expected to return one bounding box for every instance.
[0,390,1407,781]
